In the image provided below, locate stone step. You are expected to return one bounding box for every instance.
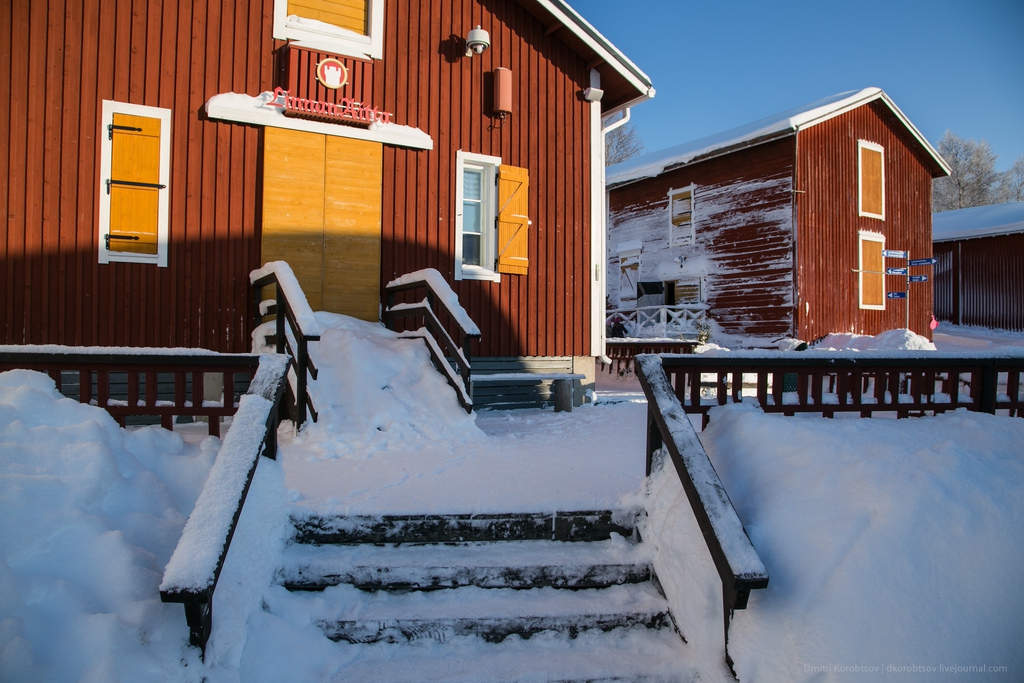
[284,582,672,645]
[291,509,642,545]
[277,536,653,592]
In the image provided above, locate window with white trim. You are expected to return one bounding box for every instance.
[858,140,885,220]
[456,151,500,282]
[274,0,384,60]
[98,100,171,267]
[668,185,695,246]
[455,151,531,281]
[858,231,885,310]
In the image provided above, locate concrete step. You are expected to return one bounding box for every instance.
[291,509,642,545]
[281,582,672,645]
[277,536,653,591]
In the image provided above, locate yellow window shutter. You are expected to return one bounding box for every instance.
[108,113,162,255]
[288,0,368,35]
[496,164,529,275]
[860,145,883,217]
[862,239,884,307]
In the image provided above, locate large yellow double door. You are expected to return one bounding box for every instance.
[262,128,383,321]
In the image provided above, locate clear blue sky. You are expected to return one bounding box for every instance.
[580,0,1024,171]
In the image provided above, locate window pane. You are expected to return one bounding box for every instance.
[463,233,481,266]
[463,201,482,235]
[464,168,482,201]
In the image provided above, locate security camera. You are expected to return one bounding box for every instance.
[465,25,490,57]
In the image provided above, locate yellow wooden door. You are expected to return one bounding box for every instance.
[324,136,382,320]
[262,127,382,321]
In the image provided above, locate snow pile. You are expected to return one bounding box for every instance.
[0,370,220,681]
[813,328,937,352]
[701,402,1024,680]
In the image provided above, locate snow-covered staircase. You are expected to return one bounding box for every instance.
[267,509,689,681]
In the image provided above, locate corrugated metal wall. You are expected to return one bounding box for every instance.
[934,233,1024,331]
[1,0,275,352]
[796,100,937,341]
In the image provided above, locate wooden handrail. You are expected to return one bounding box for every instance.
[251,264,321,425]
[159,353,290,657]
[383,269,480,412]
[635,354,768,673]
[650,353,1024,427]
[0,348,265,436]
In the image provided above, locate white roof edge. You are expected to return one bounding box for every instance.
[932,202,1024,242]
[791,88,950,176]
[538,0,655,100]
[607,87,948,187]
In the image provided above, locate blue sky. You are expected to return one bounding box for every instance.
[581,0,1024,171]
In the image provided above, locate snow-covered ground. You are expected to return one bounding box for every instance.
[1,323,1022,681]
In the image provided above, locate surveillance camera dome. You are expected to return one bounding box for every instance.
[466,25,490,55]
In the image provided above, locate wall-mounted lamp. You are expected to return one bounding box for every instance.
[494,67,512,120]
[465,25,490,57]
[583,87,604,103]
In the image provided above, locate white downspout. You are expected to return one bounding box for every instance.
[591,97,631,365]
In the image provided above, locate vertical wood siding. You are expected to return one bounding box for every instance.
[2,0,275,352]
[378,0,592,358]
[608,138,796,341]
[3,0,593,358]
[796,100,936,341]
[934,234,1024,331]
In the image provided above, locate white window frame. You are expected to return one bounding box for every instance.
[273,0,384,60]
[858,230,886,310]
[98,100,171,268]
[668,184,695,247]
[455,150,501,282]
[857,140,885,220]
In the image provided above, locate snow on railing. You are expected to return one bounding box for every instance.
[250,262,320,425]
[607,304,708,339]
[384,269,480,412]
[159,353,289,658]
[635,353,768,674]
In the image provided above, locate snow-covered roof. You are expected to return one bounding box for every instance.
[607,88,950,188]
[932,202,1024,242]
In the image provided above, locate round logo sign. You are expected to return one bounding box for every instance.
[316,58,349,90]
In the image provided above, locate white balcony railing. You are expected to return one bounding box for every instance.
[606,304,708,339]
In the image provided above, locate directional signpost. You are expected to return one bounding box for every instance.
[883,252,937,329]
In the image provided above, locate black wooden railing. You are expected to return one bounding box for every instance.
[159,353,290,657]
[383,270,480,412]
[0,349,266,436]
[635,354,769,673]
[252,266,321,425]
[652,353,1024,427]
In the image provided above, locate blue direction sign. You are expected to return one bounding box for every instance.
[886,267,908,275]
[909,258,937,266]
[883,250,908,258]
[909,275,929,283]
[887,291,908,299]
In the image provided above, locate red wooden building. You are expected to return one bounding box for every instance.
[933,202,1024,331]
[2,0,653,382]
[605,88,949,346]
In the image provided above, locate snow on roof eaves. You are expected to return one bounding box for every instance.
[607,88,950,188]
[536,0,655,100]
[932,202,1024,242]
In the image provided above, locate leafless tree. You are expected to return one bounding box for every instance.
[605,116,645,166]
[932,131,1000,211]
[997,156,1024,203]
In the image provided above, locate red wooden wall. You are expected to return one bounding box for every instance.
[1,0,275,352]
[934,233,1024,331]
[796,100,939,341]
[2,0,594,358]
[377,0,593,359]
